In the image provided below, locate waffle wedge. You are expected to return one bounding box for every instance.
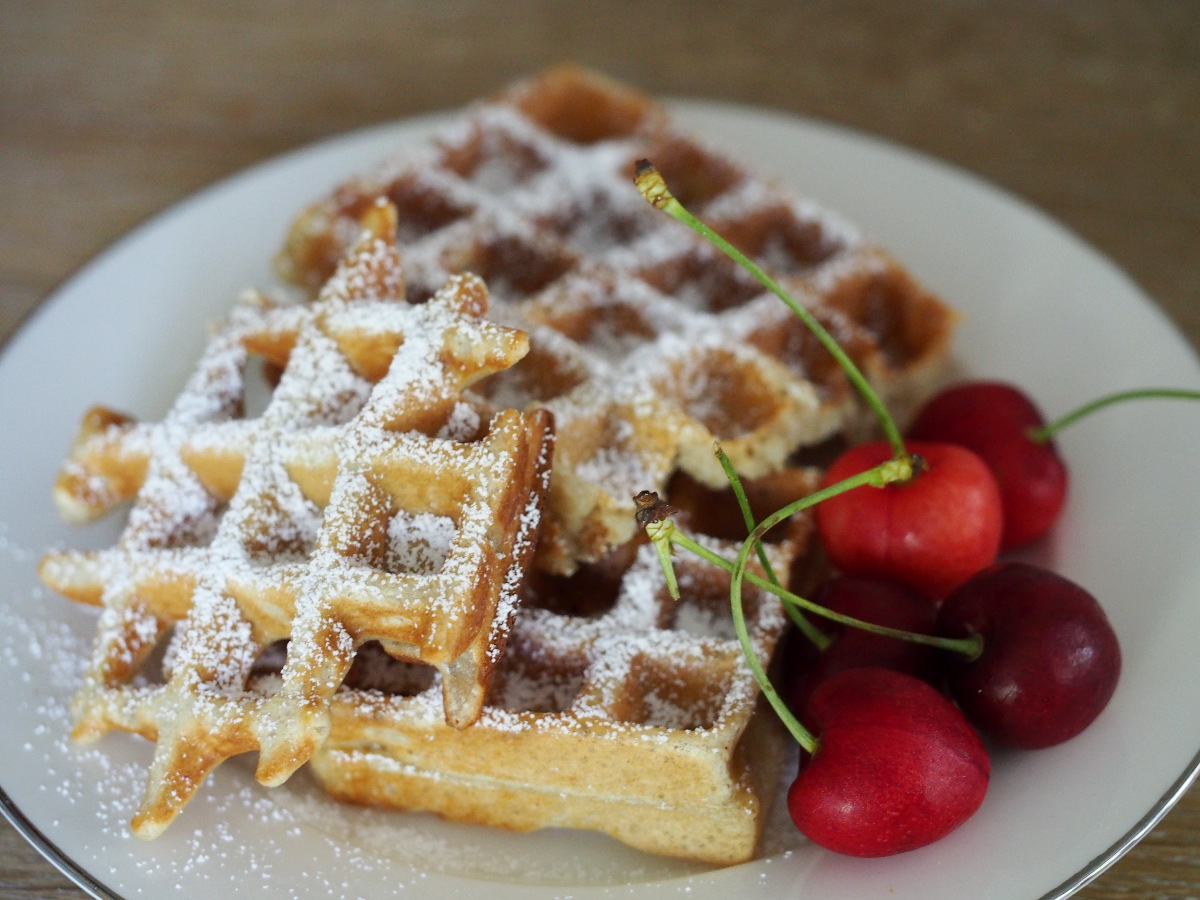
[305,467,822,866]
[39,203,554,837]
[278,65,957,574]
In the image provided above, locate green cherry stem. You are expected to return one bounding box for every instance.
[640,456,981,752]
[714,445,830,651]
[715,465,985,747]
[723,459,980,657]
[714,445,779,586]
[640,507,813,752]
[728,459,973,667]
[1031,388,1200,443]
[647,504,983,752]
[632,162,993,748]
[726,458,970,745]
[668,528,982,657]
[634,159,906,459]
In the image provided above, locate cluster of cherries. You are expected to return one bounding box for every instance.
[632,159,1149,860]
[787,380,1119,857]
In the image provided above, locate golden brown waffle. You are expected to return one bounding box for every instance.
[39,203,554,837]
[305,467,821,866]
[278,66,957,574]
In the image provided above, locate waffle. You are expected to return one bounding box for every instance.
[277,65,957,574]
[304,466,822,866]
[38,202,555,837]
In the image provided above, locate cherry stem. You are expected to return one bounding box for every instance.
[634,160,907,459]
[723,465,983,730]
[644,457,928,753]
[632,162,994,746]
[714,445,831,651]
[725,458,978,747]
[720,468,984,657]
[711,460,956,753]
[670,529,983,659]
[641,462,984,752]
[1032,388,1200,443]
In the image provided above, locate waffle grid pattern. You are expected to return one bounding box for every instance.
[311,472,818,865]
[40,205,554,837]
[279,66,956,573]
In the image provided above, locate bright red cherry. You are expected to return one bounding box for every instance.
[787,667,990,857]
[907,381,1068,549]
[815,440,1003,600]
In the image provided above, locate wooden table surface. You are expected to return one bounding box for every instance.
[2,2,1198,897]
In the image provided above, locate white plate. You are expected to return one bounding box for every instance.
[4,101,1200,900]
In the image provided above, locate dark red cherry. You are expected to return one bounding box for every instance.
[938,562,1121,748]
[782,575,943,721]
[907,381,1068,549]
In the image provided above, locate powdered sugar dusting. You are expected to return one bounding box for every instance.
[386,510,456,575]
[39,212,553,836]
[13,64,958,886]
[280,68,955,573]
[0,574,752,896]
[311,525,801,865]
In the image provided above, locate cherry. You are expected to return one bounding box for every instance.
[938,562,1121,749]
[782,575,943,720]
[787,667,989,857]
[815,440,1004,600]
[907,380,1068,549]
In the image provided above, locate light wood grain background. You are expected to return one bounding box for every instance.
[2,2,1198,897]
